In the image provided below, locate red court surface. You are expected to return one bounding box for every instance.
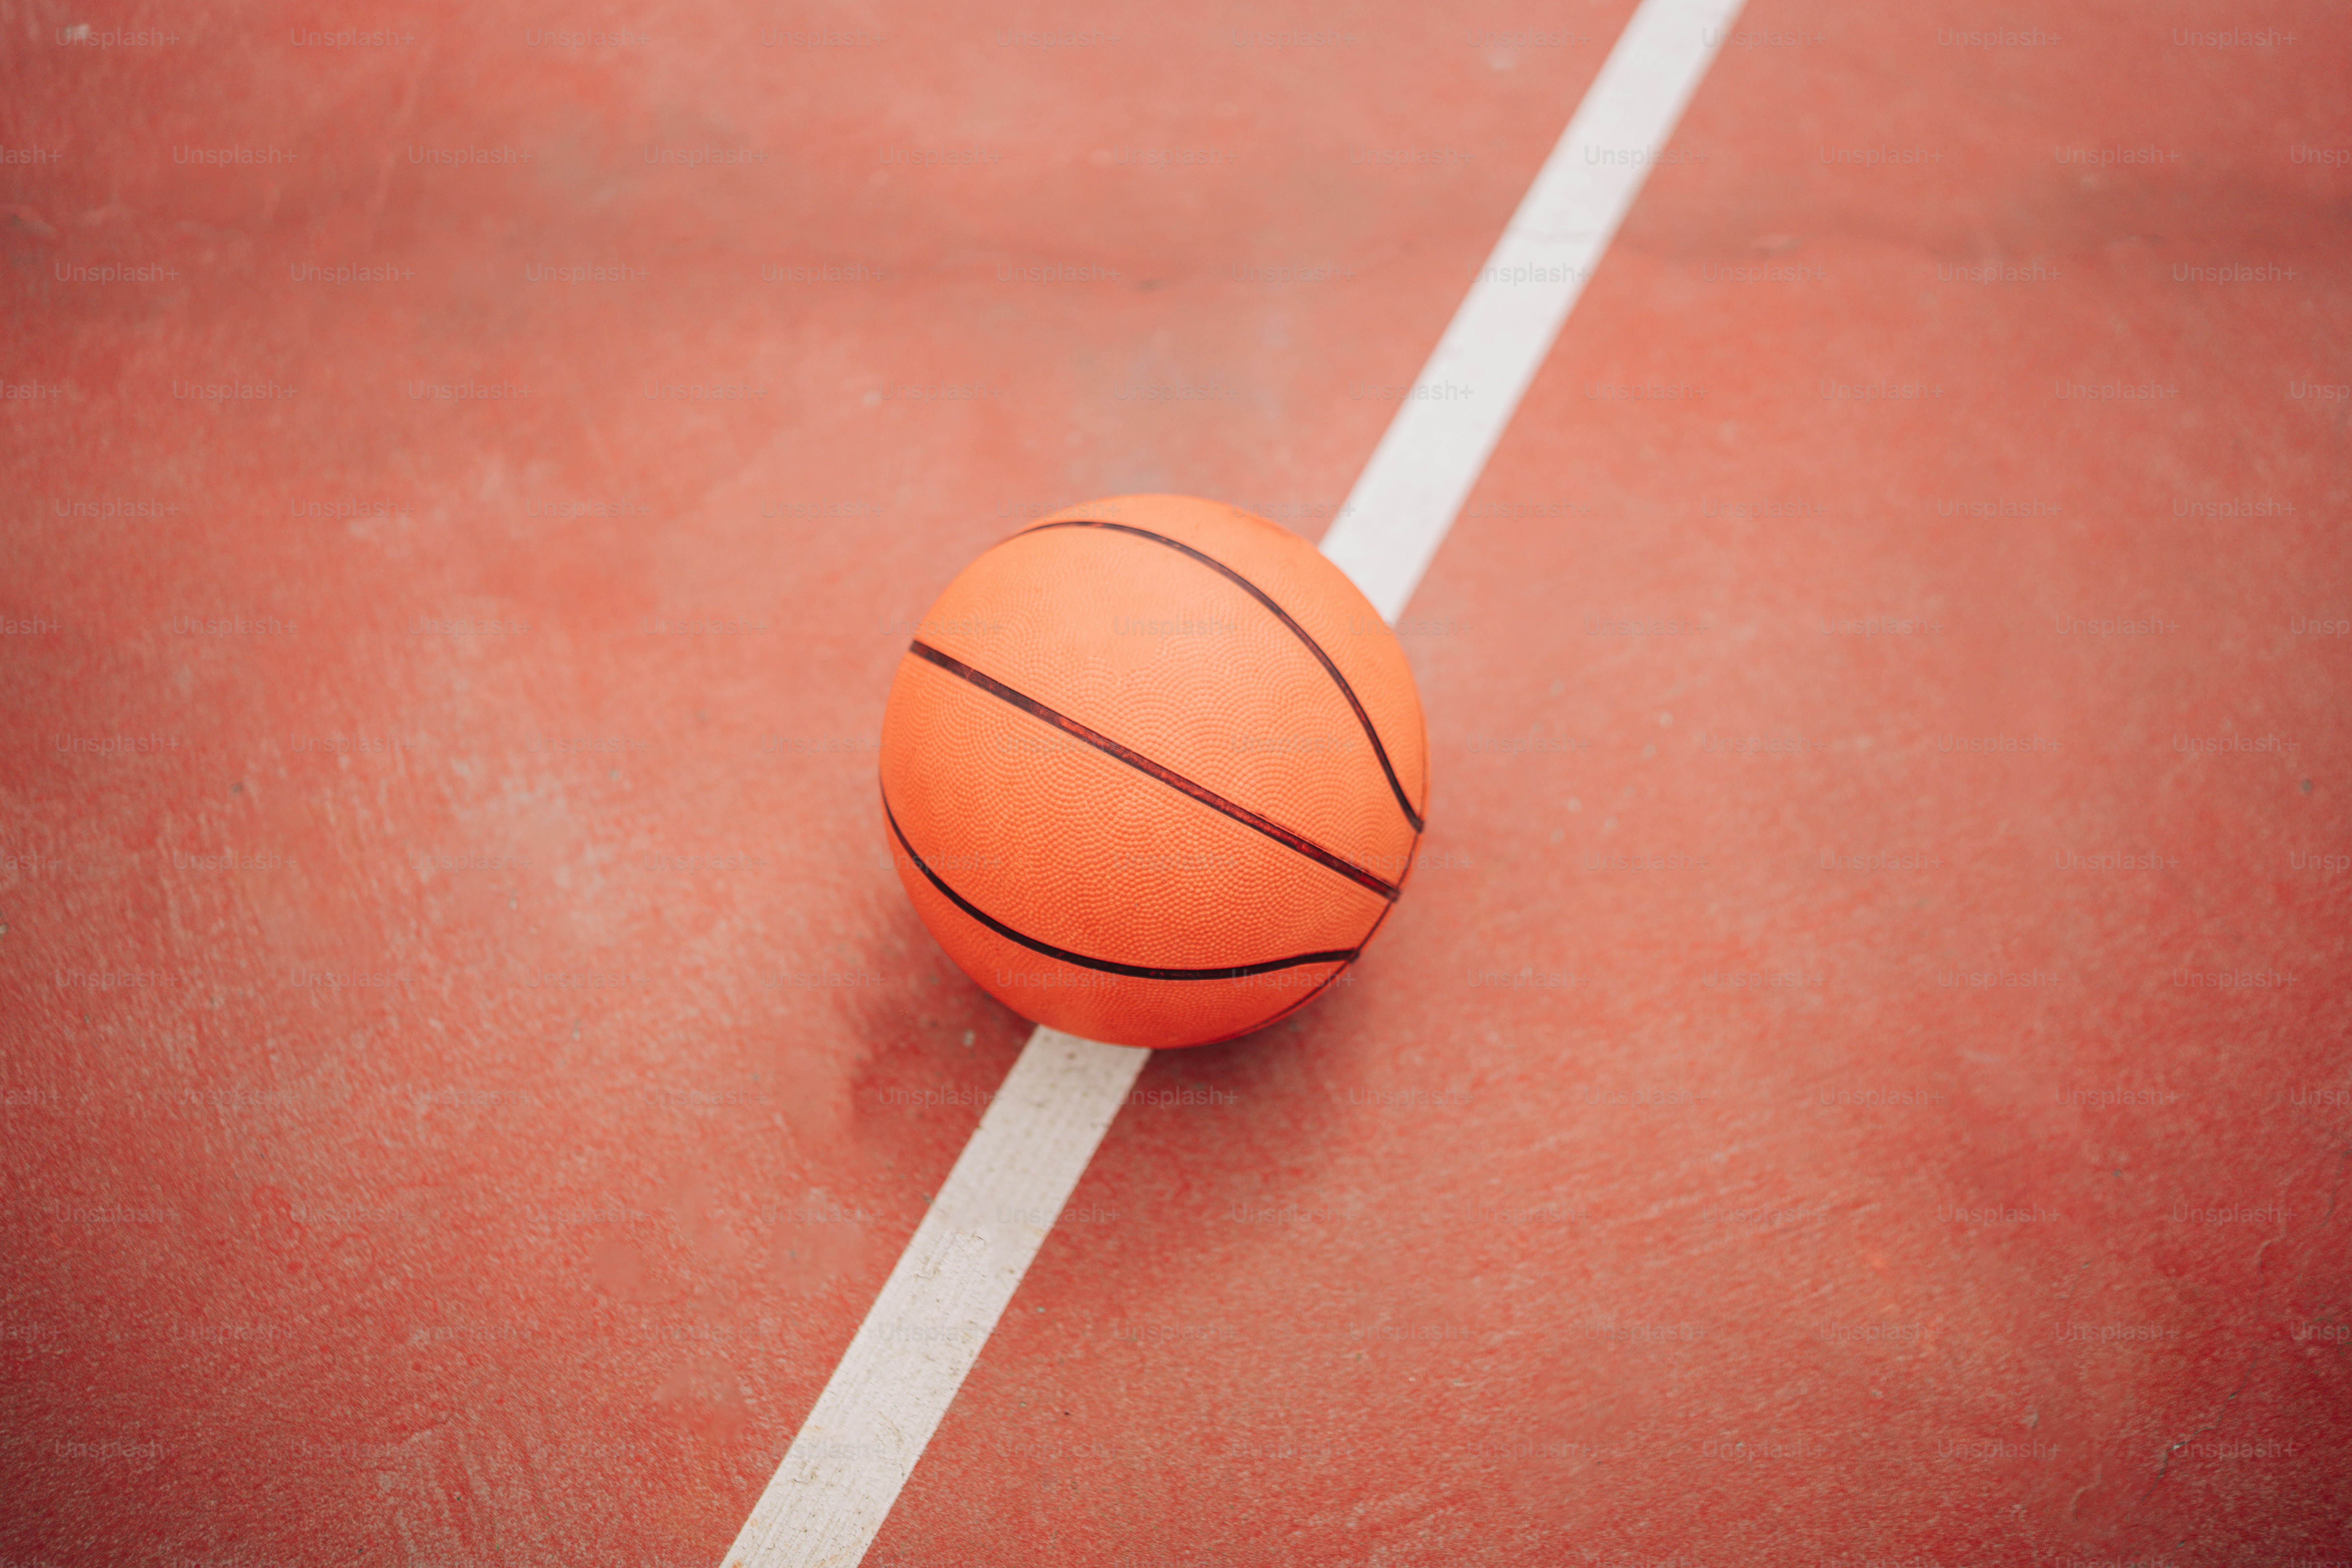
[5,1,2349,1564]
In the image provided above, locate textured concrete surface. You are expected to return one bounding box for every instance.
[4,1,2347,1565]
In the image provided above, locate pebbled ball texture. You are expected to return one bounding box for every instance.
[878,494,1429,1049]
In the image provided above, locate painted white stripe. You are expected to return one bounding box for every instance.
[723,1030,1148,1568]
[722,3,1742,1562]
[1321,0,1744,624]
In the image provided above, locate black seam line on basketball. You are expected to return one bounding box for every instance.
[1203,837,1410,1041]
[1199,976,1338,1046]
[1017,518,1426,833]
[882,789,1360,981]
[905,639,1400,902]
[1195,868,1403,1044]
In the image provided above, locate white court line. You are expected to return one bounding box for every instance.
[1323,0,1744,621]
[725,1030,1147,1568]
[721,3,1743,1563]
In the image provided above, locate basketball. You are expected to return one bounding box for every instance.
[877,494,1429,1049]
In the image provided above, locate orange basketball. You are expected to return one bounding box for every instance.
[877,494,1429,1050]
